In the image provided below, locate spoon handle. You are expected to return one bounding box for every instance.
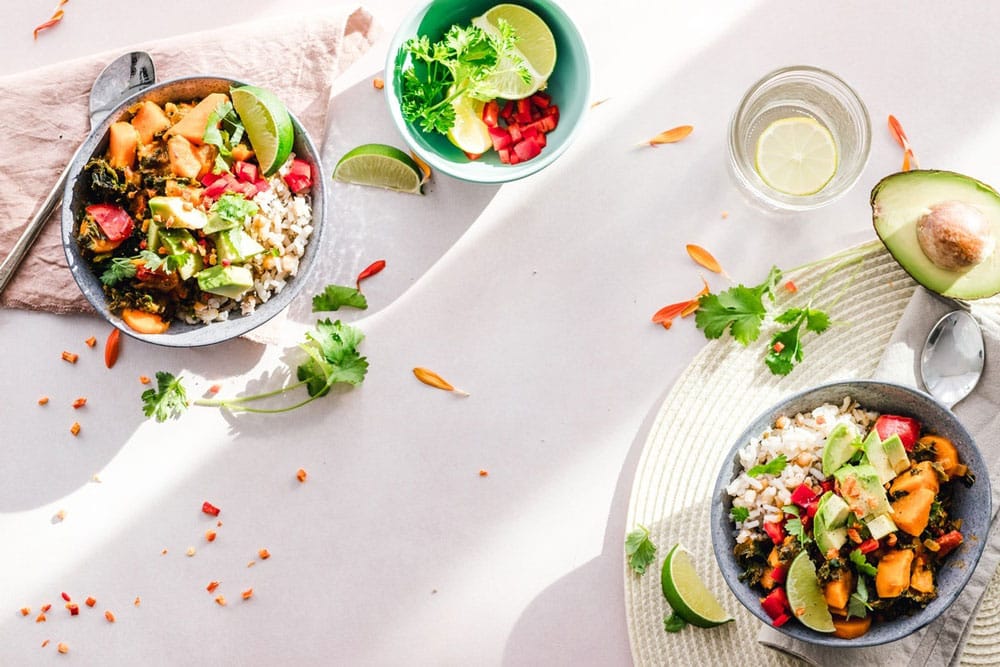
[0,144,82,294]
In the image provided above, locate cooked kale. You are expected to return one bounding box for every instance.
[84,158,129,203]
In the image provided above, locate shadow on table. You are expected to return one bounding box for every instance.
[287,72,503,325]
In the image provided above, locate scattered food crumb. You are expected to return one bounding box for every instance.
[372,76,384,89]
[206,581,220,593]
[431,589,438,595]
[186,547,196,557]
[241,588,254,601]
[65,603,79,616]
[41,639,50,648]
[479,469,488,477]
[202,501,221,517]
[205,530,217,543]
[721,211,729,219]
[296,468,307,483]
[217,520,222,527]
[61,351,78,364]
[20,607,30,616]
[38,396,49,406]
[41,604,52,613]
[85,336,97,348]
[35,613,46,623]
[72,397,87,409]
[258,548,270,560]
[57,642,68,654]
[139,375,151,384]
[60,592,70,602]
[91,474,102,483]
[133,596,140,607]
[214,595,227,606]
[591,98,610,108]
[247,561,256,568]
[104,610,115,623]
[161,548,168,555]
[208,384,221,395]
[70,422,81,436]
[53,510,66,523]
[85,597,96,608]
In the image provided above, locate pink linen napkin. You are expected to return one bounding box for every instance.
[0,6,377,313]
[759,287,1000,666]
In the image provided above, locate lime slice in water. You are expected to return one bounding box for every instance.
[786,551,836,632]
[472,3,557,99]
[231,85,295,177]
[754,116,838,196]
[333,144,424,194]
[660,544,734,628]
[446,92,492,155]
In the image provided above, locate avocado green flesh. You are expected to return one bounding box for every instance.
[872,170,1000,299]
[149,196,208,230]
[833,464,892,519]
[197,265,254,299]
[213,228,265,264]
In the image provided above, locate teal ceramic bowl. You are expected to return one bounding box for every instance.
[384,0,590,183]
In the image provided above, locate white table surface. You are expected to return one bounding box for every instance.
[2,1,999,664]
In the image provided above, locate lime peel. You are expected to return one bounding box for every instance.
[333,144,424,195]
[231,85,294,177]
[755,117,838,196]
[660,544,734,628]
[786,551,835,632]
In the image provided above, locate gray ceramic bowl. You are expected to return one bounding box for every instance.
[710,380,991,647]
[61,76,325,347]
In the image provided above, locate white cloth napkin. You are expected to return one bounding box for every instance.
[759,287,1000,666]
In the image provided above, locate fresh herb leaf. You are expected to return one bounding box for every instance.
[847,575,872,619]
[203,100,246,172]
[695,266,782,345]
[781,504,800,517]
[664,612,687,632]
[141,371,189,422]
[730,506,750,523]
[805,308,831,334]
[138,249,166,272]
[211,193,259,225]
[312,284,369,312]
[785,518,809,545]
[849,548,878,577]
[625,524,657,575]
[296,319,369,397]
[747,454,788,478]
[100,257,137,286]
[765,306,831,376]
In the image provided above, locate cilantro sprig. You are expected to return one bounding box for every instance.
[312,284,368,312]
[849,548,878,578]
[203,100,246,172]
[400,21,530,135]
[847,574,874,619]
[625,524,657,575]
[747,454,788,478]
[730,506,750,523]
[141,319,367,421]
[100,257,138,286]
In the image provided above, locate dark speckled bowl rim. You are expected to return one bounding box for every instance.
[60,75,326,347]
[710,380,991,648]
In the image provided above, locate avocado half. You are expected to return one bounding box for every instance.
[871,169,1000,299]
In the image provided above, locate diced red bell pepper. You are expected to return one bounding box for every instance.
[488,126,513,151]
[937,530,964,557]
[85,204,134,242]
[283,158,312,194]
[521,125,540,142]
[761,587,789,620]
[201,172,224,186]
[791,483,819,508]
[202,501,221,516]
[535,132,547,148]
[874,415,921,451]
[253,178,270,193]
[770,564,787,585]
[203,178,229,200]
[482,100,500,127]
[508,149,522,165]
[463,151,483,161]
[500,99,514,121]
[498,148,511,164]
[763,520,786,545]
[531,92,551,109]
[771,613,792,627]
[233,160,259,184]
[508,124,522,143]
[819,479,835,493]
[858,538,879,554]
[805,498,820,519]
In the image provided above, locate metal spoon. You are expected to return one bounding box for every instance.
[0,51,155,293]
[920,308,985,408]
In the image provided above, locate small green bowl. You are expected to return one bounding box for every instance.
[384,0,590,183]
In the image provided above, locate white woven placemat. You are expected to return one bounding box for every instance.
[623,243,1000,666]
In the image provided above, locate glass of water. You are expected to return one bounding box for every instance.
[728,65,871,212]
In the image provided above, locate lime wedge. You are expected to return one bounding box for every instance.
[333,144,424,195]
[661,544,734,628]
[472,4,557,99]
[231,85,295,177]
[755,117,838,196]
[786,551,836,632]
[446,92,492,155]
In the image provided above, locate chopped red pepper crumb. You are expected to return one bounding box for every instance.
[773,342,785,353]
[206,581,220,593]
[37,396,49,405]
[104,610,115,623]
[61,351,78,364]
[241,588,254,600]
[60,592,70,602]
[479,469,489,477]
[784,280,798,293]
[57,642,68,654]
[41,639,50,648]
[70,422,81,436]
[134,596,141,607]
[139,375,151,384]
[258,548,270,560]
[161,548,168,555]
[202,501,221,517]
[208,384,221,394]
[214,595,227,606]
[66,602,79,616]
[20,607,30,616]
[72,397,87,409]
[372,77,385,89]
[85,596,96,607]
[85,336,97,348]
[217,520,222,527]
[296,468,307,483]
[41,604,52,613]
[35,613,46,623]
[205,530,217,542]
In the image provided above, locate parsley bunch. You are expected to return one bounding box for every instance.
[141,319,368,421]
[400,21,530,135]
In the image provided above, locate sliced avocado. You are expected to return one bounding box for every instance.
[833,464,892,519]
[872,170,1000,299]
[813,491,851,557]
[821,423,858,476]
[817,491,851,528]
[213,228,265,264]
[197,265,254,299]
[203,212,239,235]
[865,513,898,540]
[147,219,162,251]
[149,196,208,230]
[156,228,203,280]
[172,253,203,281]
[881,434,910,474]
[862,429,896,485]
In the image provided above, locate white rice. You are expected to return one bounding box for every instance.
[726,396,879,544]
[181,155,313,325]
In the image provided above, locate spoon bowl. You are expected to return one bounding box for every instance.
[920,309,985,408]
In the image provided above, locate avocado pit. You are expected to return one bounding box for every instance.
[915,200,994,271]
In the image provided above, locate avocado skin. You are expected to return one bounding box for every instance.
[871,169,1000,299]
